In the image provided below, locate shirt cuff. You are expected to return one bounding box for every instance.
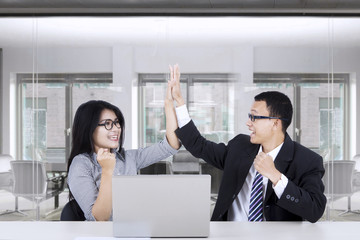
[175,104,191,128]
[273,174,288,199]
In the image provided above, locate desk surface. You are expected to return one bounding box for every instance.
[0,221,359,240]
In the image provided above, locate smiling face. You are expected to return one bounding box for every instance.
[92,108,121,153]
[246,100,279,149]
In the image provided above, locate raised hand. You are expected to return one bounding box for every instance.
[164,64,181,150]
[169,64,185,107]
[166,70,174,102]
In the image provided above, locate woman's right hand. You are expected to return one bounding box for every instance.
[96,148,116,175]
[93,148,115,221]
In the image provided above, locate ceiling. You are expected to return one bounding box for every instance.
[1,17,360,48]
[1,0,360,15]
[1,1,360,48]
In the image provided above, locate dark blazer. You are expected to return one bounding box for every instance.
[175,120,327,223]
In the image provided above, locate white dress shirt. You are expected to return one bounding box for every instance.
[175,104,288,221]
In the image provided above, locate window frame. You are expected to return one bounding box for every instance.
[16,73,112,161]
[138,73,235,148]
[254,72,349,159]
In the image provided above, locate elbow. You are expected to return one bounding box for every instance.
[166,135,181,150]
[92,209,111,221]
[93,213,111,221]
[307,216,319,223]
[306,198,327,223]
[94,216,111,221]
[172,141,181,150]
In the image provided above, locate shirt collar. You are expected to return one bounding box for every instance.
[259,142,284,162]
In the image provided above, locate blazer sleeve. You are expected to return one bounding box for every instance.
[276,151,327,223]
[175,120,228,170]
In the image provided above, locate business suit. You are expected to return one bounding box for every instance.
[175,120,327,223]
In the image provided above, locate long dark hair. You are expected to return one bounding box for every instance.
[67,100,125,200]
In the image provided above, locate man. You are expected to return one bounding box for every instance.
[168,65,326,223]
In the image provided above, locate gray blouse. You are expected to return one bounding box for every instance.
[67,137,178,221]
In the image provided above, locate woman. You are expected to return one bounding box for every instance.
[67,65,181,221]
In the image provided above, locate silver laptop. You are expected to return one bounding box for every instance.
[112,175,211,238]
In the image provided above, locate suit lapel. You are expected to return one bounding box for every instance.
[264,133,294,203]
[234,142,260,195]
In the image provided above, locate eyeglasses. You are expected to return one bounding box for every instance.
[248,113,288,122]
[98,119,121,130]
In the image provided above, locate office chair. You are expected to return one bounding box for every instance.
[139,160,172,174]
[323,160,356,216]
[0,154,27,216]
[170,149,201,174]
[200,161,223,203]
[10,160,66,220]
[352,154,360,189]
[60,199,85,221]
[347,154,360,213]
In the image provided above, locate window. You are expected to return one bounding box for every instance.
[139,73,235,148]
[18,73,113,163]
[22,97,47,161]
[254,73,348,160]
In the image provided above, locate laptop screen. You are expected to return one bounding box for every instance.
[112,175,211,238]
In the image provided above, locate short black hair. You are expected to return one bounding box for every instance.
[67,100,125,200]
[254,91,293,133]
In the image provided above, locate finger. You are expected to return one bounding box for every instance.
[169,65,174,81]
[168,79,175,87]
[258,152,266,157]
[175,64,180,81]
[97,148,104,156]
[166,81,173,99]
[175,72,181,86]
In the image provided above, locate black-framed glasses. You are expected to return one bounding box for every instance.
[248,113,288,122]
[98,119,121,130]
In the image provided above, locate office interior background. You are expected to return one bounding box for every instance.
[1,0,360,221]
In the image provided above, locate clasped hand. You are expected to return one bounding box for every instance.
[254,152,281,185]
[96,148,116,175]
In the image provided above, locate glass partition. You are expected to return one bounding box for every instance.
[0,16,359,221]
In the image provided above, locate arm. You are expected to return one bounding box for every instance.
[175,120,228,170]
[169,64,228,169]
[165,64,181,150]
[91,148,116,221]
[278,156,326,223]
[68,154,104,221]
[131,137,179,170]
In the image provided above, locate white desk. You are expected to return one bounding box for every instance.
[0,221,359,240]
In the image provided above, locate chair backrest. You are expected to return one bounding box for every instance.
[0,154,14,190]
[60,199,85,221]
[10,160,48,198]
[353,154,360,171]
[323,160,356,197]
[172,150,200,173]
[0,154,13,172]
